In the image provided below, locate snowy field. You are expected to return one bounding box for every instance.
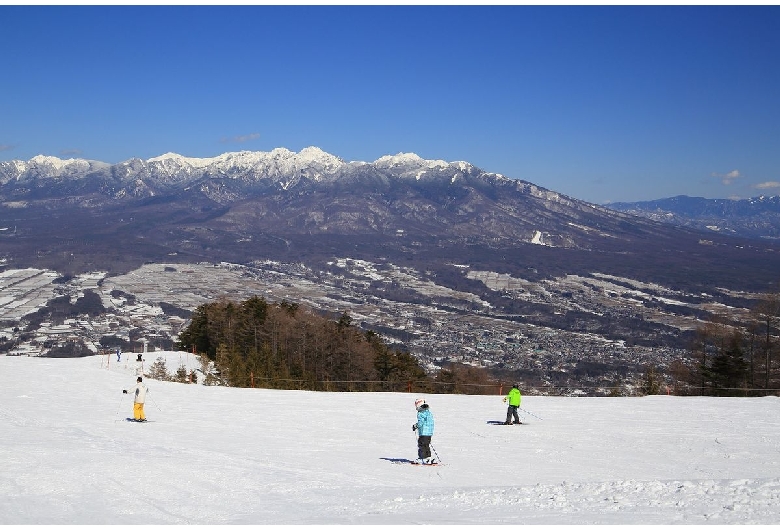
[1,351,780,524]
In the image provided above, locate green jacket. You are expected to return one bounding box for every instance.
[506,387,521,407]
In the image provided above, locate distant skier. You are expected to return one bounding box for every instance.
[123,376,149,422]
[503,383,522,425]
[116,349,121,362]
[412,398,435,464]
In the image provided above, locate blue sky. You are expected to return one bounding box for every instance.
[1,5,779,204]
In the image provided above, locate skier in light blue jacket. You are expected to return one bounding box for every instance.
[412,398,435,464]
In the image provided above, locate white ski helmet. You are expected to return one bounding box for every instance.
[414,398,426,409]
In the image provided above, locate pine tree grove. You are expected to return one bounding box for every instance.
[176,296,433,392]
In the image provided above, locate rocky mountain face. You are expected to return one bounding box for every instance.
[0,148,655,247]
[0,148,712,251]
[3,147,780,389]
[1,147,778,289]
[607,195,780,241]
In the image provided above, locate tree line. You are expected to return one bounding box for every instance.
[171,289,774,398]
[686,291,780,396]
[174,296,515,394]
[175,295,437,392]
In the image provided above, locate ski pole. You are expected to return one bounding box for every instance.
[148,394,162,412]
[114,393,126,421]
[116,393,125,415]
[519,407,543,421]
[430,443,442,464]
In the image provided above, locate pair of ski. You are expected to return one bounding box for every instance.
[411,460,440,466]
[390,458,442,466]
[125,418,153,423]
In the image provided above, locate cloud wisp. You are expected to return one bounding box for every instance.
[753,181,780,190]
[711,170,743,185]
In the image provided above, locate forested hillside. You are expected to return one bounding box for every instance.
[176,296,432,392]
[175,296,500,393]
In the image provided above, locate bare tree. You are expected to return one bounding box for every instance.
[751,291,780,391]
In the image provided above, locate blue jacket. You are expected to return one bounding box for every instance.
[416,405,434,436]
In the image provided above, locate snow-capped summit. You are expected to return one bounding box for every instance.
[147,152,214,169]
[31,154,104,173]
[296,146,344,167]
[375,152,449,169]
[143,147,344,172]
[0,155,109,183]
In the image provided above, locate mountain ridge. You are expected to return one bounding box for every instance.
[2,146,651,250]
[1,146,778,293]
[607,194,780,240]
[0,147,480,186]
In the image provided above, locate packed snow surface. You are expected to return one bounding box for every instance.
[2,352,779,524]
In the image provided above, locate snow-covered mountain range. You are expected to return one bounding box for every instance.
[1,146,650,255]
[0,147,478,187]
[5,149,777,244]
[2,145,779,302]
[0,147,589,211]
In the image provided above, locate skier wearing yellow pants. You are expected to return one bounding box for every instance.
[123,376,149,422]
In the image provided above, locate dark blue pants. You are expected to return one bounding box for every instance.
[417,435,432,459]
[506,405,520,424]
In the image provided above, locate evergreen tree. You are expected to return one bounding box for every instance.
[148,356,170,381]
[196,354,219,386]
[708,330,749,396]
[173,363,189,383]
[177,305,213,359]
[337,311,351,331]
[641,365,663,395]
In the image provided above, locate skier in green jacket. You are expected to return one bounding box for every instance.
[503,383,522,425]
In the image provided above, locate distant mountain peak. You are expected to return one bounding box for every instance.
[8,154,109,178]
[375,152,449,169]
[607,194,780,240]
[146,152,214,169]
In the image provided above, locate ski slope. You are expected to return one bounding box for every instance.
[1,352,779,524]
